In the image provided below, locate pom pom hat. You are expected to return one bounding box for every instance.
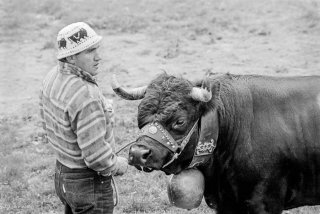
[57,22,102,59]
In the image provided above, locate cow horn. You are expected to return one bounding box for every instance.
[111,74,147,100]
[190,87,212,102]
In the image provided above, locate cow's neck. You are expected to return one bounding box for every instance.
[217,80,253,150]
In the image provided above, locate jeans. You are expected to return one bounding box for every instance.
[55,161,114,214]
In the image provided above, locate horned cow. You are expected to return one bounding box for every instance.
[113,73,320,214]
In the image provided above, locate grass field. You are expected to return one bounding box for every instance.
[1,0,320,213]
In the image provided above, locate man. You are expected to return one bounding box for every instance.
[39,22,128,214]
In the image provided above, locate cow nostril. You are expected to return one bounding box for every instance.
[129,146,151,165]
[142,150,151,161]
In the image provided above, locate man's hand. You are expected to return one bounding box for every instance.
[114,156,128,176]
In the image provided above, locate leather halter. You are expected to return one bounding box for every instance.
[137,110,219,169]
[138,120,199,169]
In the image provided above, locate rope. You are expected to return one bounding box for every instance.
[111,176,119,207]
[115,141,136,155]
[112,141,136,207]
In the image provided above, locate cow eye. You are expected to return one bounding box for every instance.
[173,119,185,129]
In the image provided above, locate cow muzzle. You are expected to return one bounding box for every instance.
[128,143,162,172]
[128,144,150,166]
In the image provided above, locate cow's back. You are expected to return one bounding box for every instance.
[246,75,320,154]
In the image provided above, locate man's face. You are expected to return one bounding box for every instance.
[73,43,101,76]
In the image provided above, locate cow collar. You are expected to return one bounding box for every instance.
[188,110,219,168]
[137,110,218,170]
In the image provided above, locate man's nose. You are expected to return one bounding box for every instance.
[95,52,101,61]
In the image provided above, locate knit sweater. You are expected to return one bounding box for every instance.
[40,62,117,176]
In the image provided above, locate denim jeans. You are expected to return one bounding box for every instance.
[55,161,114,214]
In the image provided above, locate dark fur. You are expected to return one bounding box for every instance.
[132,73,320,214]
[138,73,201,127]
[206,74,320,214]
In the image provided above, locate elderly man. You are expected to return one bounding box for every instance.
[39,22,128,214]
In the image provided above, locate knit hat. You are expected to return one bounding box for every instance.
[57,22,102,59]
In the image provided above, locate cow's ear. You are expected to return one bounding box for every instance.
[201,78,211,93]
[199,80,221,114]
[202,78,221,102]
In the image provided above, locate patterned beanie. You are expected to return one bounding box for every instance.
[56,22,102,59]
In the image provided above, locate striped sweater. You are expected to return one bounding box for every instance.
[39,63,117,176]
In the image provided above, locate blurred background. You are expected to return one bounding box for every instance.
[0,0,320,213]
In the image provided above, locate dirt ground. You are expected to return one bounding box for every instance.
[1,0,320,213]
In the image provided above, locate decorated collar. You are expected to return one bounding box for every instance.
[138,122,179,152]
[58,62,97,85]
[188,110,219,168]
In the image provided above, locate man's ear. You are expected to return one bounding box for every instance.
[66,55,76,64]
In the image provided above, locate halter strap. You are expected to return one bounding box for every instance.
[138,120,199,168]
[162,120,199,168]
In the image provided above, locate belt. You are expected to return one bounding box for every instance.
[56,160,101,176]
